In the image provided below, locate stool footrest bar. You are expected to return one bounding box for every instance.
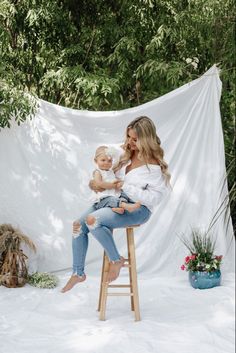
[108,293,133,296]
[108,284,131,288]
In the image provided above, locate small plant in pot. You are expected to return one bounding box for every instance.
[180,229,223,289]
[0,224,36,288]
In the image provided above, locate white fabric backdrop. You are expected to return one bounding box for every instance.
[0,64,234,275]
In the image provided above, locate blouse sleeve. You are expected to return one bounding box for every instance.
[122,173,169,210]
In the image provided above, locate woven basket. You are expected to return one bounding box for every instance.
[0,249,28,288]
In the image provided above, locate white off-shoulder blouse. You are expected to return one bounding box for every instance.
[115,161,169,212]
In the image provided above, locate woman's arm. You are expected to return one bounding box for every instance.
[122,175,168,209]
[88,179,105,192]
[122,183,164,206]
[93,170,119,190]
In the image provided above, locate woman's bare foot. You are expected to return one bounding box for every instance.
[106,257,125,283]
[112,207,125,214]
[121,202,141,213]
[60,274,86,293]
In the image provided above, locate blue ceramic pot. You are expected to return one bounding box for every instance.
[188,270,221,289]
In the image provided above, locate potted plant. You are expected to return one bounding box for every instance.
[0,223,36,288]
[180,229,223,289]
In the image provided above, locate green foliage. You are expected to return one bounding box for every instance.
[180,229,223,272]
[1,0,235,110]
[181,229,216,257]
[0,79,38,128]
[27,272,59,289]
[0,0,235,220]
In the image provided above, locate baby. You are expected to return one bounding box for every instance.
[91,145,141,214]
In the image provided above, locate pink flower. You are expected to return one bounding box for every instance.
[190,255,196,260]
[181,264,186,270]
[215,255,223,261]
[185,256,190,264]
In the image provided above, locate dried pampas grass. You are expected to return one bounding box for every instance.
[0,223,36,254]
[0,223,36,288]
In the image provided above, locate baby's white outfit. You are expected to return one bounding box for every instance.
[91,168,120,203]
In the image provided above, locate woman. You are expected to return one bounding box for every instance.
[61,116,171,293]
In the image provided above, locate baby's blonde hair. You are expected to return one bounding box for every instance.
[94,145,110,161]
[113,116,171,184]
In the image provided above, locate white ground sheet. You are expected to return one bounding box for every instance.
[0,65,234,353]
[0,272,234,353]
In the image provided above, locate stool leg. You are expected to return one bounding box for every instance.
[127,229,134,311]
[127,228,141,321]
[99,253,110,321]
[98,251,106,311]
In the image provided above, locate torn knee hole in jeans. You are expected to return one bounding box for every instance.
[72,223,82,238]
[85,215,99,230]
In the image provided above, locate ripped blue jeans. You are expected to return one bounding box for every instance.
[93,191,131,210]
[72,205,151,276]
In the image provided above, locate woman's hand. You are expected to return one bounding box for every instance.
[114,180,124,190]
[88,179,105,192]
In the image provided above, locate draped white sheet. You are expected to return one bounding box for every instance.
[0,65,234,275]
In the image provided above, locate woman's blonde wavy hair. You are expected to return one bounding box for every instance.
[113,116,171,184]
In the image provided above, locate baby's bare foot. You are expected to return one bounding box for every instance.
[112,207,125,214]
[122,202,141,213]
[61,274,86,293]
[106,257,125,283]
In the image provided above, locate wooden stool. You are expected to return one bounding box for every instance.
[97,226,141,321]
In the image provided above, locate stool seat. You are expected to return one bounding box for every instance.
[98,226,141,321]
